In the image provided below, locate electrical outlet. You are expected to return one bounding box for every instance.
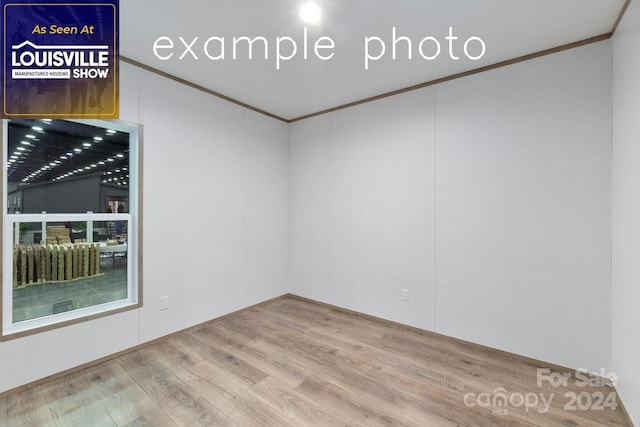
[160,296,169,310]
[402,288,410,302]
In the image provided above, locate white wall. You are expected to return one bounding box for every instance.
[435,42,611,370]
[612,0,640,423]
[136,66,289,341]
[289,89,437,330]
[289,41,612,371]
[0,61,289,393]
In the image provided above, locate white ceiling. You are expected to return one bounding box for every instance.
[121,0,626,121]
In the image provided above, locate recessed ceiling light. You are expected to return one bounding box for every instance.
[17,147,26,151]
[299,2,321,24]
[98,161,105,165]
[41,119,51,123]
[20,141,30,145]
[32,126,43,131]
[107,158,114,162]
[74,148,82,152]
[60,156,66,159]
[116,153,124,158]
[94,136,103,141]
[83,142,92,147]
[106,129,116,134]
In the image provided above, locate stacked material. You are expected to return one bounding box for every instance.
[45,225,72,244]
[13,242,101,288]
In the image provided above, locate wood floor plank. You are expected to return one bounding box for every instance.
[36,365,119,427]
[175,361,298,427]
[88,362,170,427]
[253,376,352,427]
[213,320,321,389]
[152,336,205,372]
[221,309,377,377]
[116,346,238,427]
[3,384,58,426]
[165,330,269,387]
[0,295,633,426]
[296,375,418,427]
[366,362,535,427]
[191,324,308,389]
[122,411,180,427]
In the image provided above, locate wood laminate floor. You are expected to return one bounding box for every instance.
[0,295,633,426]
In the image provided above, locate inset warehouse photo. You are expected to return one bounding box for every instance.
[2,118,140,336]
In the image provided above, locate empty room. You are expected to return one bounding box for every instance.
[1,0,639,425]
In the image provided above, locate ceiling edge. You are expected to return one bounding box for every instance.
[611,0,632,35]
[119,56,289,123]
[122,27,620,124]
[289,33,611,123]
